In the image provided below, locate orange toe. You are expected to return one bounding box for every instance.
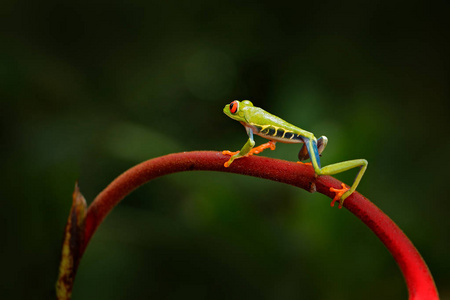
[329,183,349,209]
[222,150,239,156]
[248,141,276,155]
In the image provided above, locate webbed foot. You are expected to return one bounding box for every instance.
[222,150,240,167]
[329,183,350,209]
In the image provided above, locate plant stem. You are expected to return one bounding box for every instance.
[64,151,438,299]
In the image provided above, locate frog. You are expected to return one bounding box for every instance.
[222,100,368,208]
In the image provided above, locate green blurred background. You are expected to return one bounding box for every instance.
[1,0,449,299]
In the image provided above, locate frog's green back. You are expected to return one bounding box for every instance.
[243,106,314,143]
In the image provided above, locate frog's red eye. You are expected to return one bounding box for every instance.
[229,101,238,114]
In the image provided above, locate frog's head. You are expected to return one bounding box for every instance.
[223,100,254,122]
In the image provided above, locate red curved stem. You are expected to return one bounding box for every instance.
[82,151,438,299]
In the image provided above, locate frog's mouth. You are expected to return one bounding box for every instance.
[223,103,245,122]
[223,104,234,119]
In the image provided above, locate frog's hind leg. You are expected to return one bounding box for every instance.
[303,137,367,208]
[325,160,368,208]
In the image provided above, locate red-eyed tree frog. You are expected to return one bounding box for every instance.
[222,100,368,208]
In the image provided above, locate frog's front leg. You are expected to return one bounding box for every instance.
[223,128,276,167]
[223,138,255,167]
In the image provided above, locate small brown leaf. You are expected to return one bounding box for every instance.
[56,182,87,300]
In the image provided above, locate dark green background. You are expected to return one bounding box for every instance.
[1,0,449,299]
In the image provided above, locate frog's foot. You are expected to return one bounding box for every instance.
[222,150,240,167]
[249,141,276,155]
[329,183,350,209]
[296,161,312,166]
